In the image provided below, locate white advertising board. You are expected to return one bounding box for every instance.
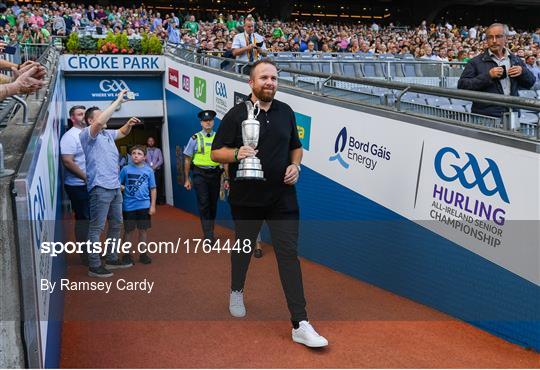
[165,58,540,286]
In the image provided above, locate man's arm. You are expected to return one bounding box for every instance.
[0,58,18,70]
[211,146,256,163]
[0,65,45,99]
[116,117,141,140]
[284,147,303,185]
[61,154,86,181]
[149,188,157,215]
[91,89,129,138]
[232,35,256,57]
[457,60,494,91]
[512,59,536,90]
[258,42,268,57]
[183,155,192,190]
[155,148,164,168]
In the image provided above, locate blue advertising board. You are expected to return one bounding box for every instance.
[65,76,163,101]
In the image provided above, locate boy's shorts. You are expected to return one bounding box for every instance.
[123,208,151,232]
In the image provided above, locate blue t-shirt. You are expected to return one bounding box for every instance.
[119,164,156,211]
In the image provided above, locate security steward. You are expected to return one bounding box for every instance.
[183,110,226,242]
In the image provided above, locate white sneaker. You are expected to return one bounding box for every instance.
[229,290,246,317]
[292,321,328,347]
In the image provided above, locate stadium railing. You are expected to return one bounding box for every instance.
[0,44,57,131]
[167,43,540,140]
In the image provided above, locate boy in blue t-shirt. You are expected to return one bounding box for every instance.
[120,145,157,264]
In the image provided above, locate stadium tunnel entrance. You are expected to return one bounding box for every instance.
[6,48,540,368]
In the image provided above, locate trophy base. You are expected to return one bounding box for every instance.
[236,169,265,180]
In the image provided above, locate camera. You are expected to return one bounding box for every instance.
[127,91,135,100]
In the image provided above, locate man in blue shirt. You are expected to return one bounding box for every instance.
[167,21,180,44]
[79,90,141,278]
[525,54,540,90]
[120,145,156,265]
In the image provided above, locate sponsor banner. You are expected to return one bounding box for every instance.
[214,80,228,117]
[295,112,312,151]
[66,100,164,118]
[25,70,65,363]
[164,57,540,286]
[61,54,165,71]
[413,139,539,285]
[65,76,163,101]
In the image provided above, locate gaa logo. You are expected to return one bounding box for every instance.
[215,81,227,98]
[434,147,509,203]
[99,79,130,93]
[328,127,349,169]
[168,68,179,88]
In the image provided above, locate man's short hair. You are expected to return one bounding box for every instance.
[84,106,100,124]
[486,23,507,35]
[130,144,146,155]
[249,58,277,79]
[69,105,85,117]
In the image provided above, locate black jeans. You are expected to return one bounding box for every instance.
[64,184,89,243]
[192,167,221,239]
[230,192,308,322]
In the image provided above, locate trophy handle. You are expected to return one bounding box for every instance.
[245,100,260,120]
[253,100,260,119]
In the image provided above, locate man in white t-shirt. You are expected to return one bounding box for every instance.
[232,17,267,71]
[60,105,89,265]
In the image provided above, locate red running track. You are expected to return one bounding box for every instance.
[60,205,540,368]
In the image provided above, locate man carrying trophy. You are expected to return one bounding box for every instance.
[211,59,328,348]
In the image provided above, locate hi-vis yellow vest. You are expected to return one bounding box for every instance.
[192,131,220,167]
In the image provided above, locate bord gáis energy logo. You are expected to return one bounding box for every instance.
[329,127,349,169]
[329,127,391,171]
[434,147,509,203]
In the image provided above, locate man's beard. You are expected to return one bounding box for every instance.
[253,86,276,102]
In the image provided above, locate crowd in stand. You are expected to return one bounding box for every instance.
[0,1,539,64]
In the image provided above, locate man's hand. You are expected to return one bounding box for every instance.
[126,117,141,126]
[12,66,46,94]
[149,206,156,216]
[236,146,257,160]
[184,178,192,190]
[116,89,129,102]
[283,164,299,185]
[489,66,505,79]
[508,65,523,77]
[12,61,46,81]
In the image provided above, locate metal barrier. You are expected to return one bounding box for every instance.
[166,45,540,140]
[269,55,466,85]
[21,43,52,62]
[0,45,57,129]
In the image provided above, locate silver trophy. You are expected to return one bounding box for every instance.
[236,100,265,180]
